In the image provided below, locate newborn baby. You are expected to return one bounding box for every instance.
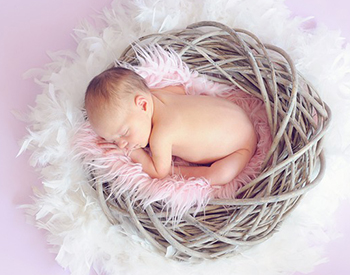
[85,67,257,186]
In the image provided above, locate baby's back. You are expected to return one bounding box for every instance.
[152,92,257,164]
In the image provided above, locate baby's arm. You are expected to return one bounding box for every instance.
[98,128,172,179]
[175,149,253,185]
[130,130,172,179]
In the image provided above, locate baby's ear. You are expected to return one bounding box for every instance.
[135,95,148,111]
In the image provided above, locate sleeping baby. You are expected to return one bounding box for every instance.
[85,67,257,186]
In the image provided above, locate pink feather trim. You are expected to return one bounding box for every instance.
[74,45,272,219]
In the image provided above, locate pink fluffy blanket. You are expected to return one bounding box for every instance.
[75,46,272,219]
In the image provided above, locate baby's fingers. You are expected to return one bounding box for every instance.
[95,142,121,154]
[104,148,124,155]
[98,142,118,150]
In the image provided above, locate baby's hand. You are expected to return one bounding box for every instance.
[96,139,127,155]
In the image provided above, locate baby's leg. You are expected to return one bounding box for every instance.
[175,149,252,185]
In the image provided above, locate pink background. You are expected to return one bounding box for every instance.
[1,1,349,274]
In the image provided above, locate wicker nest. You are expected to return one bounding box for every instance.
[95,21,331,261]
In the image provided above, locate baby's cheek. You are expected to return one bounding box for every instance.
[131,135,140,145]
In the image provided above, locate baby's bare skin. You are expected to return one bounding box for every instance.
[148,88,256,184]
[92,85,257,185]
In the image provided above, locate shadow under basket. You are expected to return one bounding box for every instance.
[94,21,331,261]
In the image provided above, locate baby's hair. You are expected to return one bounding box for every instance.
[85,67,149,116]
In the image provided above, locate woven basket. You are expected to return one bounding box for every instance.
[94,21,331,261]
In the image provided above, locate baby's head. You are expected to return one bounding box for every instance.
[85,67,153,150]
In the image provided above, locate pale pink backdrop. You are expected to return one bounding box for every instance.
[1,0,349,274]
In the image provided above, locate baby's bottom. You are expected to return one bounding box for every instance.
[174,149,252,185]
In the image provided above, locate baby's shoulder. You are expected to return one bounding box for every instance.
[150,85,186,95]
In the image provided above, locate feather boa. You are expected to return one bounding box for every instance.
[74,45,272,219]
[19,0,350,274]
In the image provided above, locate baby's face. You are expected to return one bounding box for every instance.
[91,103,152,151]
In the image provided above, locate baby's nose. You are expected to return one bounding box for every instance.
[117,139,128,149]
